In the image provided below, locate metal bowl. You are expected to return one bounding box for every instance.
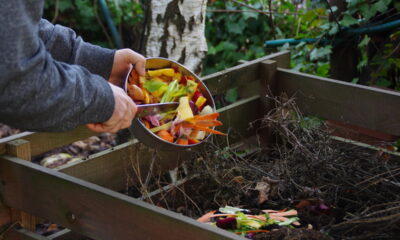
[126,57,216,151]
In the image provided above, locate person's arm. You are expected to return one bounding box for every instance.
[38,18,115,80]
[0,1,114,132]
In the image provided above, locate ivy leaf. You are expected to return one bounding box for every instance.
[225,88,238,103]
[340,14,359,27]
[358,35,370,48]
[208,45,216,55]
[360,3,373,19]
[357,57,368,70]
[242,9,258,20]
[328,24,339,35]
[372,0,391,13]
[320,23,332,30]
[310,46,332,61]
[316,63,330,76]
[215,41,238,52]
[227,21,245,34]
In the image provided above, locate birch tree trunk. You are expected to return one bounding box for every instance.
[143,0,208,74]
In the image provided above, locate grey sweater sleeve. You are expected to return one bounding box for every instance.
[0,0,115,132]
[38,19,115,80]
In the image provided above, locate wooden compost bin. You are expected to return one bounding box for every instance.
[0,51,399,240]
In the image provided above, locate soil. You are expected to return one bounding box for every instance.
[253,228,331,240]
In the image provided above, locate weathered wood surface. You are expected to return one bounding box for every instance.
[276,68,400,136]
[6,139,37,232]
[4,228,49,240]
[0,157,244,240]
[56,140,138,191]
[0,126,95,157]
[202,51,290,96]
[217,95,261,141]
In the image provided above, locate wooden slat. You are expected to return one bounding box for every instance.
[47,229,86,240]
[217,95,261,140]
[0,126,95,157]
[257,60,278,146]
[57,140,192,191]
[202,51,290,96]
[0,157,244,240]
[56,140,137,191]
[6,140,38,231]
[276,68,400,136]
[4,228,49,240]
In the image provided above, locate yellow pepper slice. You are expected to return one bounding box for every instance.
[147,68,175,77]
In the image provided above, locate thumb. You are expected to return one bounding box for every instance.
[130,53,146,76]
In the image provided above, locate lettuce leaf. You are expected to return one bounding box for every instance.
[144,80,167,93]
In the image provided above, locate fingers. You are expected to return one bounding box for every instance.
[131,53,146,76]
[120,48,145,76]
[86,83,137,134]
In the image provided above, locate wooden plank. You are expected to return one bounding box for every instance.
[276,68,400,136]
[56,140,137,191]
[57,139,192,192]
[0,126,95,157]
[47,229,86,240]
[6,140,37,232]
[4,228,49,240]
[257,60,278,146]
[202,51,290,96]
[216,95,261,140]
[0,202,11,234]
[331,136,400,158]
[0,157,244,240]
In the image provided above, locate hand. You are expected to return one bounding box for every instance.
[86,83,137,133]
[108,48,146,87]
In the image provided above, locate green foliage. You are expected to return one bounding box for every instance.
[205,0,399,91]
[204,1,271,75]
[204,0,332,76]
[43,0,143,48]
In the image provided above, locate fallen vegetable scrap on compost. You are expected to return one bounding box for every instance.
[197,206,301,238]
[127,67,225,145]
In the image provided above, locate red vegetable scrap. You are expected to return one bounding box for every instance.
[127,67,226,145]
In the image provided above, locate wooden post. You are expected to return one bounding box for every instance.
[6,139,37,232]
[328,0,359,82]
[258,60,278,146]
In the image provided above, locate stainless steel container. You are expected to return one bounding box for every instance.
[126,57,216,151]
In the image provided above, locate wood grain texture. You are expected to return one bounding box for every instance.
[276,68,400,135]
[5,139,37,231]
[3,228,48,240]
[0,157,244,240]
[216,95,261,142]
[0,126,95,157]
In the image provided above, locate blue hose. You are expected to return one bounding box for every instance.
[265,19,400,47]
[98,0,123,49]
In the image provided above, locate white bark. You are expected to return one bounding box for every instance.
[144,0,208,73]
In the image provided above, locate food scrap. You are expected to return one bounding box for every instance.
[127,67,225,145]
[197,206,300,239]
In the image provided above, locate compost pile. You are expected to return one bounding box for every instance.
[139,95,400,240]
